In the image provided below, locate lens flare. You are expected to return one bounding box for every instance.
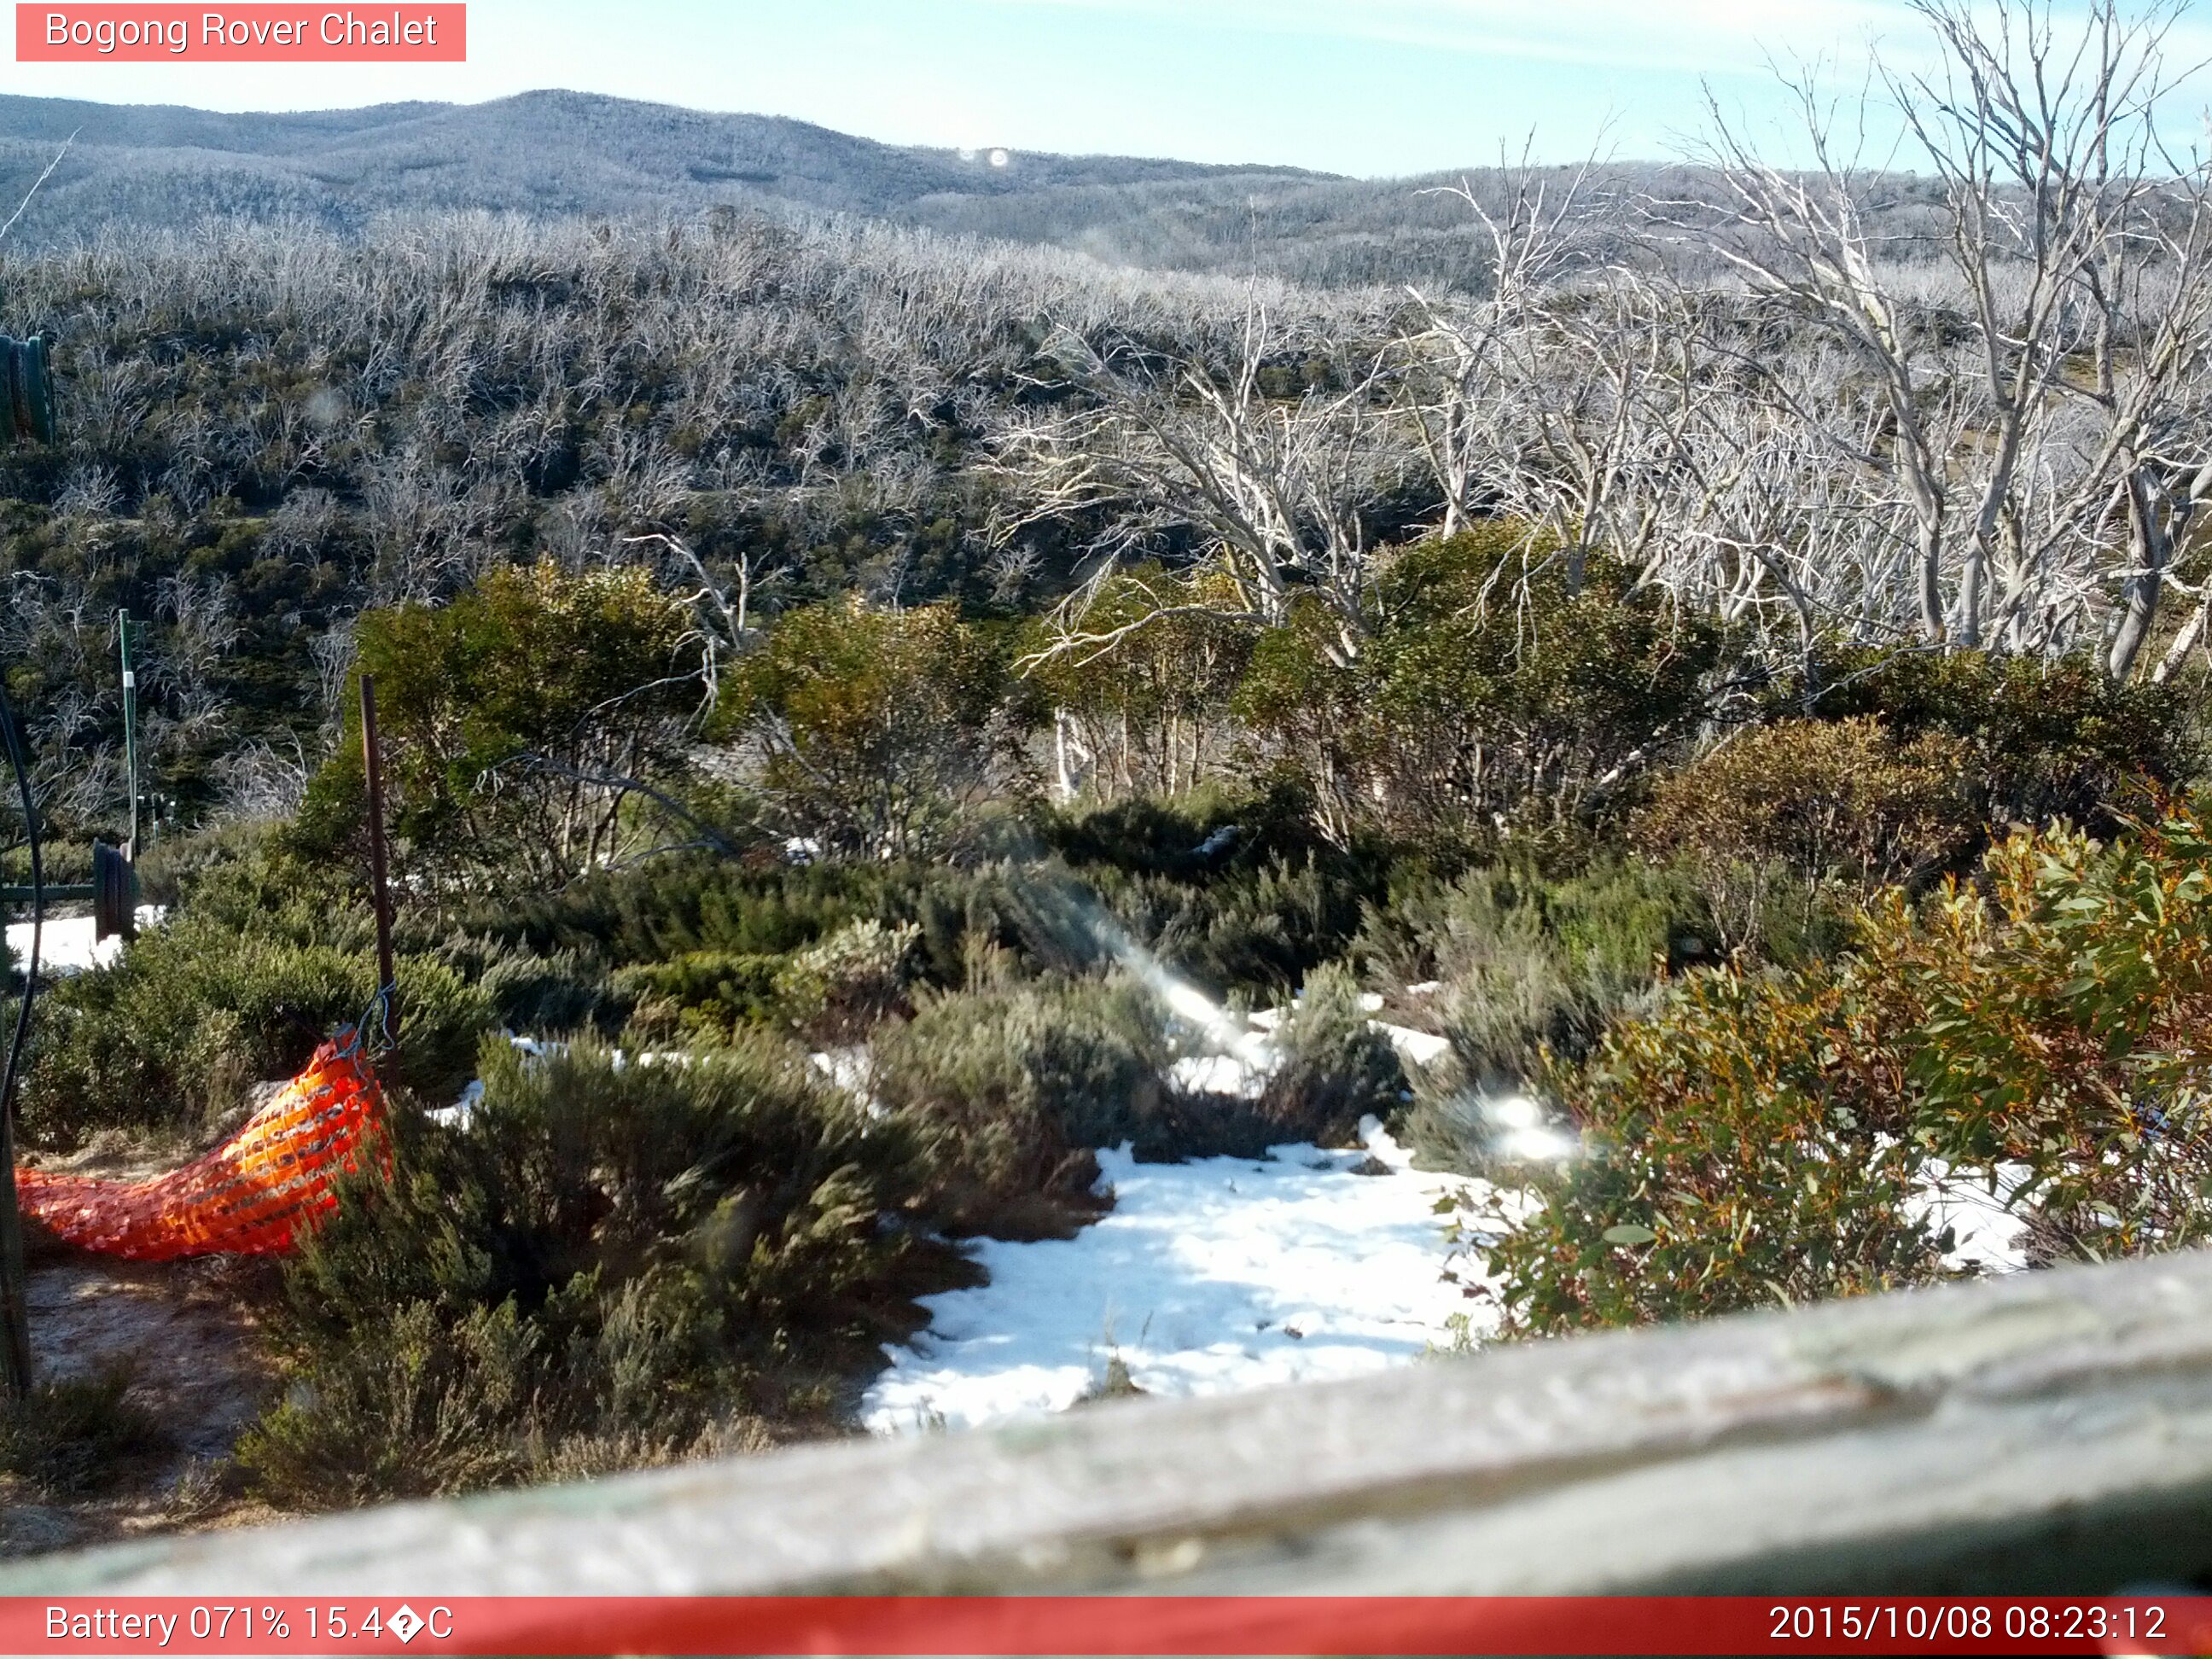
[1461,1091,1581,1163]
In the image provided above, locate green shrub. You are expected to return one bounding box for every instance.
[1633,717,1970,952]
[1794,648,2190,834]
[1484,967,1942,1334]
[291,562,701,896]
[21,917,492,1150]
[1234,532,1723,841]
[133,819,300,913]
[615,950,789,1039]
[466,941,630,1037]
[1363,861,1710,1171]
[1488,795,2212,1332]
[453,853,894,964]
[446,852,1009,992]
[1255,963,1406,1146]
[445,795,1388,1012]
[1850,806,2212,1263]
[718,598,1021,859]
[239,1034,944,1508]
[870,963,1399,1238]
[1089,853,1383,998]
[611,918,925,1045]
[1035,779,1328,882]
[0,1369,172,1499]
[772,918,920,1039]
[870,976,1175,1237]
[135,822,371,953]
[234,1300,542,1505]
[1020,562,1252,800]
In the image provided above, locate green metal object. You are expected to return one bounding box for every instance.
[119,614,139,859]
[22,337,53,447]
[0,336,56,448]
[1,847,137,938]
[0,342,17,449]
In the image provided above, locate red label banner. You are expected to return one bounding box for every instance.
[0,1596,2207,1656]
[15,4,464,61]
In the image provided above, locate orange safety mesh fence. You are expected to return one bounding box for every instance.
[15,1032,385,1260]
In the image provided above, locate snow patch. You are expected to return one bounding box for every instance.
[428,1033,562,1129]
[1912,1160,2034,1274]
[1377,1022,1451,1068]
[861,1117,1504,1435]
[6,906,165,977]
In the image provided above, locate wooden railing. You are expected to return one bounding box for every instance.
[13,1246,2212,1594]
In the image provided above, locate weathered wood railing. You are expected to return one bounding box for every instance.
[13,1247,2212,1594]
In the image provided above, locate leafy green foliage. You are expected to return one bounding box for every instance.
[1362,860,1709,1171]
[1854,806,2212,1262]
[617,918,923,1044]
[616,950,789,1040]
[1033,779,1326,879]
[1795,649,2190,834]
[870,975,1177,1238]
[236,1035,946,1507]
[1086,854,1382,1000]
[1633,717,1970,953]
[1255,963,1407,1145]
[1234,531,1723,841]
[1489,796,2212,1331]
[1021,563,1252,798]
[719,599,1020,859]
[870,961,1405,1243]
[771,918,922,1039]
[451,852,909,968]
[293,563,701,894]
[1484,966,1942,1333]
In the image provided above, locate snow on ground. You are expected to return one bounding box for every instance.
[809,1046,879,1112]
[1912,1160,2034,1274]
[6,907,164,976]
[1377,1021,1452,1068]
[861,1116,1506,1435]
[1165,997,1452,1095]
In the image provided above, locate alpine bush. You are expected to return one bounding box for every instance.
[237,1034,949,1507]
[1489,796,2212,1332]
[21,917,491,1150]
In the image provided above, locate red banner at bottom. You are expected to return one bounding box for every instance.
[6,1595,2209,1656]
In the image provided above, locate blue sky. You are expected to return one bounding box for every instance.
[3,0,2192,177]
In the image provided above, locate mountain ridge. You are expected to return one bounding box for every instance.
[0,89,1331,218]
[0,89,1516,287]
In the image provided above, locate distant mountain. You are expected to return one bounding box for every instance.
[0,90,1537,288]
[0,90,1317,223]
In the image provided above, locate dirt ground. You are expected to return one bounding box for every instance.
[0,1233,287,1557]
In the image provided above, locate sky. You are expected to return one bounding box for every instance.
[2,0,2199,177]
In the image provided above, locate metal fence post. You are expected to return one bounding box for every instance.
[359,675,400,1052]
[118,613,139,863]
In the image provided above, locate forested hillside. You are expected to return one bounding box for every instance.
[7,0,2212,1555]
[0,90,1704,291]
[0,91,1363,263]
[0,212,1404,831]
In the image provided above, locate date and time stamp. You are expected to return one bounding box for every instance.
[1767,1598,2175,1648]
